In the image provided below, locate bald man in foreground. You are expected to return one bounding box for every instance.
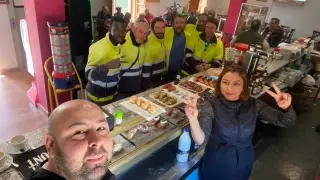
[28,100,115,180]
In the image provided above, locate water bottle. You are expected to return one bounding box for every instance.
[176,127,191,163]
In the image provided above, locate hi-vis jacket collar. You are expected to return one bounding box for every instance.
[200,32,217,44]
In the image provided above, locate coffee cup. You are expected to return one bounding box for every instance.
[0,151,6,167]
[7,135,28,153]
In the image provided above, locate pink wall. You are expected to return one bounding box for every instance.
[224,0,247,34]
[24,0,65,111]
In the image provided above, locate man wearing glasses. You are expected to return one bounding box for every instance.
[182,18,223,75]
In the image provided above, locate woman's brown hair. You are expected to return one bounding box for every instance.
[214,65,250,101]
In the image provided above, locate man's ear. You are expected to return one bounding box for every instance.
[45,134,55,158]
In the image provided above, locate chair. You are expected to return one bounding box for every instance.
[44,56,84,112]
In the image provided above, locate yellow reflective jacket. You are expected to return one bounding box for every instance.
[183,32,224,75]
[85,33,121,103]
[118,31,145,93]
[143,32,166,88]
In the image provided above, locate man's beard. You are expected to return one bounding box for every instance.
[54,145,109,180]
[173,27,184,35]
[155,32,164,39]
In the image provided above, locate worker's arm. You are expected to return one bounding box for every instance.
[210,41,224,68]
[85,46,121,90]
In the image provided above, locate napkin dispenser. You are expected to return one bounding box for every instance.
[102,110,115,131]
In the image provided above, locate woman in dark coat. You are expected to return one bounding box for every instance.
[185,65,296,180]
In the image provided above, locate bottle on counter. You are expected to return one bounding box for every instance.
[176,127,191,163]
[174,74,181,85]
[114,111,123,126]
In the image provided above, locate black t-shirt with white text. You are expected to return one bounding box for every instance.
[28,160,115,180]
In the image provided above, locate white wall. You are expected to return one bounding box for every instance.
[268,0,320,38]
[146,0,189,17]
[0,5,18,70]
[207,0,230,15]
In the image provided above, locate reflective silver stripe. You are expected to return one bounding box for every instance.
[187,46,194,52]
[143,73,151,78]
[186,53,193,58]
[107,82,118,88]
[202,59,209,63]
[153,68,165,75]
[85,65,95,72]
[91,80,107,88]
[122,71,141,77]
[143,62,152,66]
[194,56,201,60]
[121,64,141,70]
[107,70,120,76]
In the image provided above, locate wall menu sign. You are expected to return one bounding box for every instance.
[13,146,48,179]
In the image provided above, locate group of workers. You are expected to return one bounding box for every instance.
[91,5,285,106]
[87,8,224,106]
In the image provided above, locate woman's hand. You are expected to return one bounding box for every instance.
[264,82,292,110]
[185,93,200,122]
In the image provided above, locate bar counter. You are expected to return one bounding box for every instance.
[0,55,302,180]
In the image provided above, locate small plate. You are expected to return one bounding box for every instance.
[5,140,32,155]
[0,155,13,173]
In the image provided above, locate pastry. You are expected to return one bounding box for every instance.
[127,128,137,140]
[171,108,180,119]
[147,119,158,126]
[209,80,216,88]
[166,97,177,105]
[136,98,144,106]
[148,104,157,113]
[165,108,173,116]
[167,85,176,92]
[153,91,161,99]
[156,119,168,129]
[137,123,150,133]
[204,78,210,86]
[129,96,138,104]
[113,143,124,154]
[141,102,150,110]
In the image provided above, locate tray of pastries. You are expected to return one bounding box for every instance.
[111,135,136,163]
[178,80,207,93]
[121,116,175,147]
[120,96,166,120]
[149,90,182,108]
[191,75,217,89]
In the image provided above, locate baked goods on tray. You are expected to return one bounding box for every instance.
[151,90,178,106]
[207,68,223,77]
[194,75,216,88]
[178,81,205,93]
[129,96,158,113]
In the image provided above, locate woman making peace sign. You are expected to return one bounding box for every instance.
[185,65,296,180]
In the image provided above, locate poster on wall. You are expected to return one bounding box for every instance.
[0,0,8,4]
[234,3,269,35]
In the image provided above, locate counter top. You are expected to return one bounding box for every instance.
[0,58,301,179]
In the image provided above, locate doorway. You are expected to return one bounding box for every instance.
[189,0,199,11]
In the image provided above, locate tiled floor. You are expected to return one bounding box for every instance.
[251,100,320,180]
[0,69,48,142]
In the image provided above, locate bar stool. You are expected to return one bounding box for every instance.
[44,56,84,112]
